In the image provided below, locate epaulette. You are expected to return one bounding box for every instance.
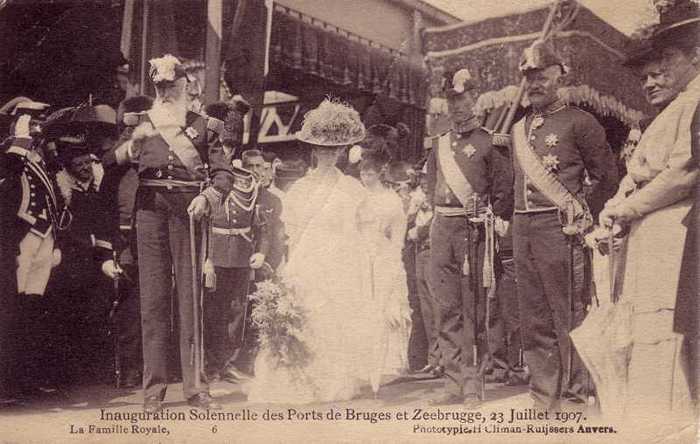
[207,116,224,135]
[123,111,147,127]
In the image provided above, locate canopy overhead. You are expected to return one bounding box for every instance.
[422,1,653,128]
[269,5,428,109]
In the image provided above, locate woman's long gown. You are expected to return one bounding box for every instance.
[357,186,411,389]
[247,168,375,404]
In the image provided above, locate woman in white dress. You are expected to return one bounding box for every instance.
[247,99,375,404]
[356,156,412,391]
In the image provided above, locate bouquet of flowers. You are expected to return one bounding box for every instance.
[249,277,311,369]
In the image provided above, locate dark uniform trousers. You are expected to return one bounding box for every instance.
[430,213,486,397]
[114,260,143,376]
[204,266,251,374]
[416,247,441,368]
[490,252,521,368]
[136,188,208,400]
[513,211,587,408]
[404,241,428,370]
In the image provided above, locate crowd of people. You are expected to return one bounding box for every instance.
[0,1,697,438]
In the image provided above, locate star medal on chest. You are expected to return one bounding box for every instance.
[545,133,559,149]
[542,154,560,173]
[185,126,199,140]
[461,144,476,158]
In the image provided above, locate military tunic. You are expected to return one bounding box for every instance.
[0,136,61,394]
[425,125,513,398]
[116,105,225,400]
[511,103,617,408]
[200,182,275,376]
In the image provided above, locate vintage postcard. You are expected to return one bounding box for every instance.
[0,0,697,442]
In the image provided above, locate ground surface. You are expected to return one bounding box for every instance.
[0,376,695,444]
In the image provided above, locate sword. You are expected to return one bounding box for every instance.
[565,200,576,390]
[189,213,202,389]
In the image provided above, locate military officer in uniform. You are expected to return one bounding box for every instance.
[236,149,284,374]
[511,41,617,410]
[426,68,513,406]
[0,101,63,398]
[112,54,226,413]
[199,159,272,382]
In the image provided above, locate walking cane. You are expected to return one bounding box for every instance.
[189,213,202,390]
[108,250,122,389]
[199,218,210,374]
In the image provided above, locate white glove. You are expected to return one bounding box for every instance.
[51,249,62,267]
[249,253,266,270]
[101,259,122,279]
[187,195,209,221]
[13,115,31,138]
[407,227,418,240]
[494,217,510,237]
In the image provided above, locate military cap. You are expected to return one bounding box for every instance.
[385,160,415,184]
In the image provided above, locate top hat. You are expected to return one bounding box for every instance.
[296,98,366,147]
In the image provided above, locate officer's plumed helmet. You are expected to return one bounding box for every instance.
[443,68,476,97]
[148,54,190,85]
[518,40,568,74]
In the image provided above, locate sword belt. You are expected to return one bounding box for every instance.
[435,205,490,221]
[211,226,253,242]
[140,179,202,190]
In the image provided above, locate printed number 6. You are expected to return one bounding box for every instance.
[212,425,218,434]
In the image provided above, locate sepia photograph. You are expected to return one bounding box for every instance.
[0,0,697,442]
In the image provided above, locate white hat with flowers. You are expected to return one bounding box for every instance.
[295,97,366,147]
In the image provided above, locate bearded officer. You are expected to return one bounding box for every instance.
[426,68,513,407]
[112,54,226,413]
[511,41,617,410]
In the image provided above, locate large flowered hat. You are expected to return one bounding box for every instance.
[296,98,366,147]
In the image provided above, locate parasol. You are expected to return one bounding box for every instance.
[42,103,117,143]
[570,231,633,420]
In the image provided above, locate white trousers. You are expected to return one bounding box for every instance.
[16,231,54,295]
